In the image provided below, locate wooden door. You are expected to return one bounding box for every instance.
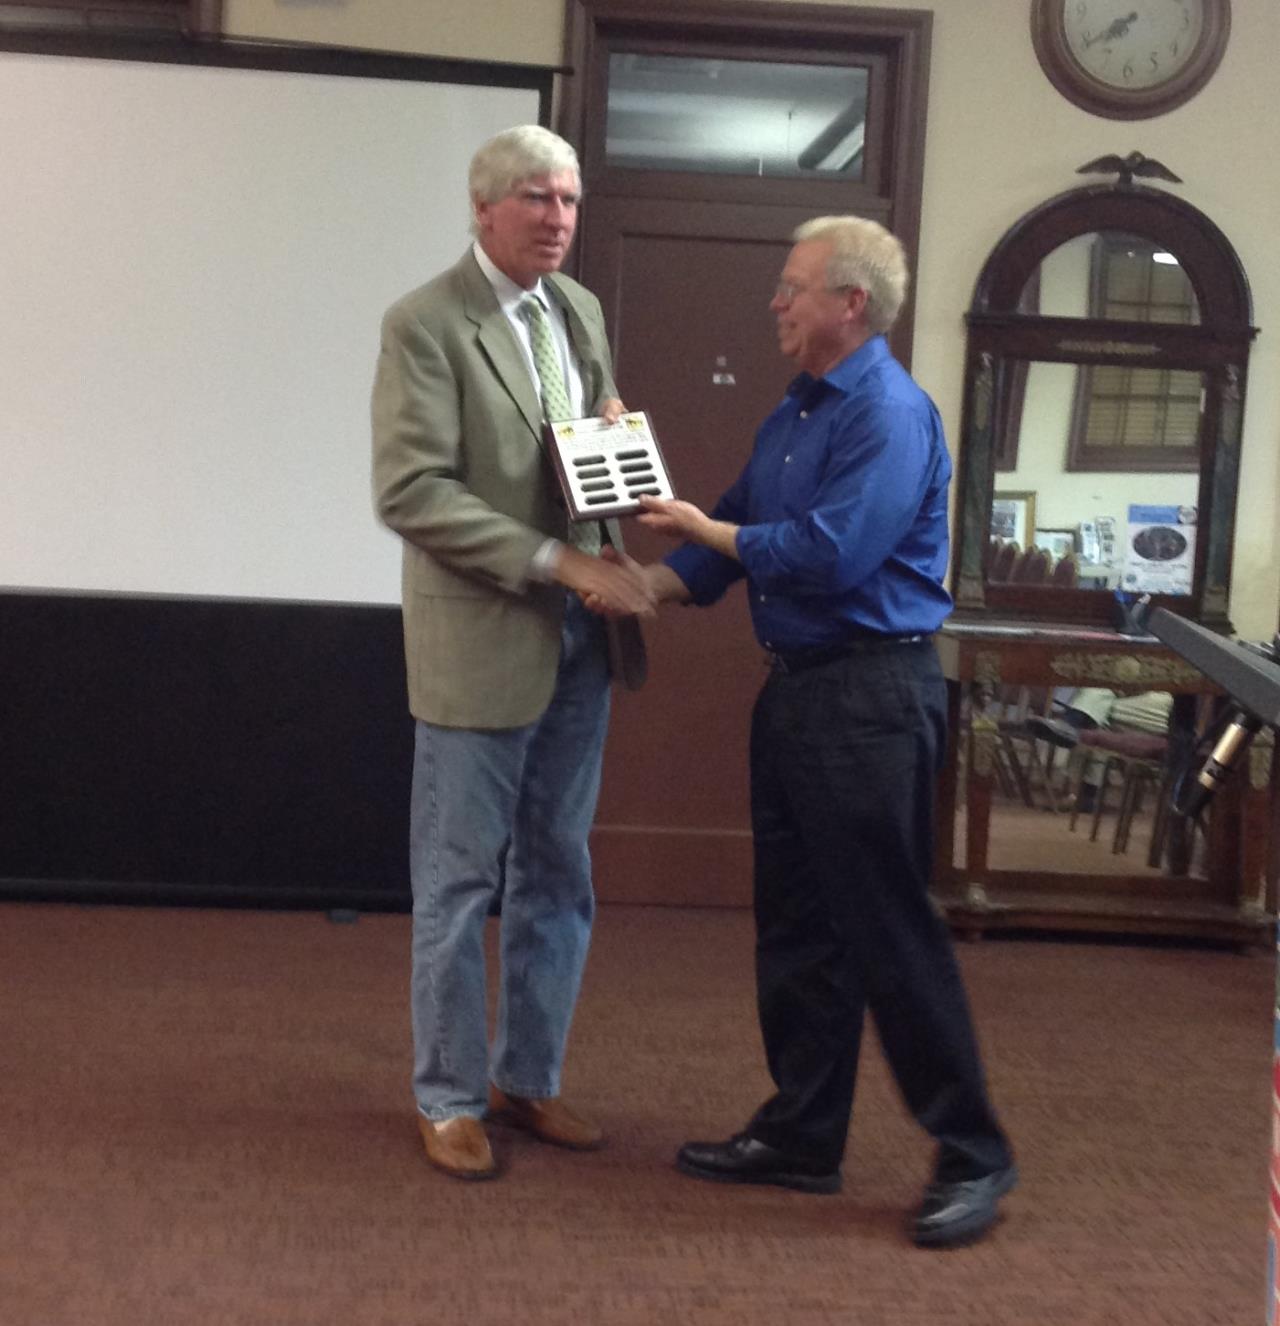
[584,199,809,905]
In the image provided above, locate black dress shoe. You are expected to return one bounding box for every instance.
[911,1164,1018,1248]
[676,1133,841,1194]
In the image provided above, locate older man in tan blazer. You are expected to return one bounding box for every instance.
[372,125,651,1181]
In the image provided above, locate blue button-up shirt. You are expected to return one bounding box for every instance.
[666,335,953,651]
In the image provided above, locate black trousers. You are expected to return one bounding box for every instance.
[745,640,1012,1181]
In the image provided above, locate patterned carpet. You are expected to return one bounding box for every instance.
[0,902,1270,1325]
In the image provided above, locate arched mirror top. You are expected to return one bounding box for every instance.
[1024,231,1202,325]
[972,181,1251,333]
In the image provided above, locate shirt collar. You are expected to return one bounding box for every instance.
[786,333,889,402]
[472,241,551,316]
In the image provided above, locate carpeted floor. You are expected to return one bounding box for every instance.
[0,902,1270,1325]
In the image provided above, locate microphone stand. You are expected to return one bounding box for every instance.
[1145,608,1280,1326]
[1173,705,1265,821]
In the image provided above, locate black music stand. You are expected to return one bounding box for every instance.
[1148,608,1280,1325]
[1147,611,1280,729]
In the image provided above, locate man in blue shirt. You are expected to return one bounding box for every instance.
[633,216,1016,1248]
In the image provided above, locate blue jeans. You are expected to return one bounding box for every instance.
[408,597,611,1122]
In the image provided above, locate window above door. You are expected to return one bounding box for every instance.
[561,1,926,214]
[605,52,870,180]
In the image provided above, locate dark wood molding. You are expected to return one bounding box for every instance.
[972,183,1252,330]
[0,0,221,35]
[191,0,221,34]
[559,0,931,364]
[0,25,555,108]
[559,0,928,201]
[993,270,1039,472]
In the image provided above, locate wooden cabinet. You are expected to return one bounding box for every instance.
[934,622,1275,944]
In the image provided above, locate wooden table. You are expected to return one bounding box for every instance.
[934,621,1276,944]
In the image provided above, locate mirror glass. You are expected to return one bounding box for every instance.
[987,359,1204,597]
[956,691,1208,880]
[958,184,1251,632]
[1019,230,1201,324]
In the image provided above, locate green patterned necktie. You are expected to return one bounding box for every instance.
[519,295,573,423]
[519,294,601,556]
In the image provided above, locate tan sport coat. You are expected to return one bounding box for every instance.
[372,250,646,728]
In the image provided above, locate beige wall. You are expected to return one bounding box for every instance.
[910,0,1279,637]
[223,0,565,67]
[223,0,1280,636]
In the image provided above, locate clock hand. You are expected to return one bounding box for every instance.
[1084,11,1140,47]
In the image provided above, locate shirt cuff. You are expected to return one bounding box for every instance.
[528,538,564,584]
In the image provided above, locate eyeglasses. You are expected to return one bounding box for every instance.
[773,280,856,304]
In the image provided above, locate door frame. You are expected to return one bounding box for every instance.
[558,0,932,363]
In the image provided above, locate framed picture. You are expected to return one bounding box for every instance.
[990,491,1036,548]
[1033,527,1076,560]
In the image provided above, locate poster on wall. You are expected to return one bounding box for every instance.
[1094,515,1118,566]
[1121,504,1197,596]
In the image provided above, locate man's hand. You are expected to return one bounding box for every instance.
[553,543,656,618]
[639,560,692,605]
[636,495,741,561]
[600,397,627,424]
[579,549,691,615]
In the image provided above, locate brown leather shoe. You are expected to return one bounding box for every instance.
[487,1084,605,1151]
[417,1114,498,1180]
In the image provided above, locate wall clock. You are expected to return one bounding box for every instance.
[1031,0,1231,119]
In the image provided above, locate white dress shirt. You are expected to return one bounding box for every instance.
[472,241,586,417]
[472,242,596,581]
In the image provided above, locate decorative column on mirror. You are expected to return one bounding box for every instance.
[955,352,994,613]
[1202,362,1242,632]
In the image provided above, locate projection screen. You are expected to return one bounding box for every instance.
[0,44,543,605]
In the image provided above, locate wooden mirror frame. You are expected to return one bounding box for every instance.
[951,178,1256,632]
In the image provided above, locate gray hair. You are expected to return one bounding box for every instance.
[792,216,909,334]
[468,125,581,234]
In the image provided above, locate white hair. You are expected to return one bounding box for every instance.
[792,216,910,333]
[468,125,581,234]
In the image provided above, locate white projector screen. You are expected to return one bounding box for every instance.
[0,47,542,604]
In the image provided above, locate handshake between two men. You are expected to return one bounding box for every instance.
[542,391,711,620]
[552,491,715,620]
[373,125,1016,1246]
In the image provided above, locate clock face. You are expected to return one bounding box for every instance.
[1062,0,1206,91]
[1032,0,1229,117]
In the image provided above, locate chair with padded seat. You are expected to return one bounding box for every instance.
[1066,728,1170,859]
[1000,692,1072,811]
